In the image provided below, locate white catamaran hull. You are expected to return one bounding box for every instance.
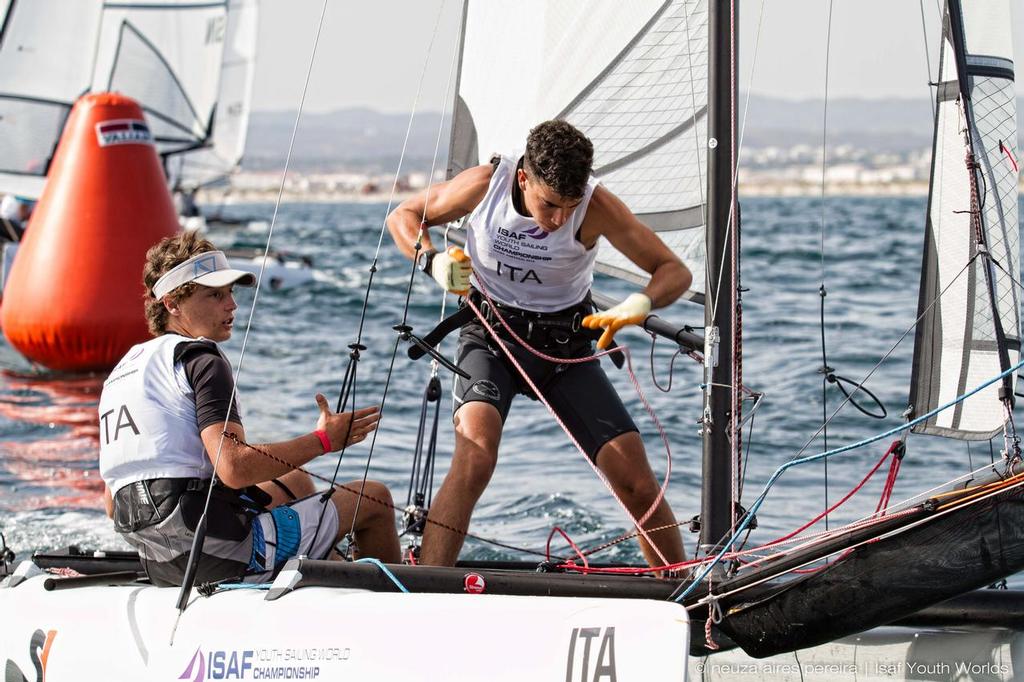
[0,574,690,680]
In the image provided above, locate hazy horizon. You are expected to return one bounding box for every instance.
[252,1,1024,114]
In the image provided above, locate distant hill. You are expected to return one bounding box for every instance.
[243,108,448,172]
[242,95,1024,171]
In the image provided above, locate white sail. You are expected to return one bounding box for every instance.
[90,0,228,158]
[909,1,1020,439]
[166,0,258,190]
[449,0,708,303]
[0,0,255,199]
[0,1,104,198]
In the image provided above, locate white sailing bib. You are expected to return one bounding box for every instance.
[99,334,214,494]
[466,155,599,312]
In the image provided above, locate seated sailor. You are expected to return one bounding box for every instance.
[99,232,400,586]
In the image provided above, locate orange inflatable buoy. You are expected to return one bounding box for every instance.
[2,93,179,372]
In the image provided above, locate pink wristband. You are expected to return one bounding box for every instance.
[314,429,332,453]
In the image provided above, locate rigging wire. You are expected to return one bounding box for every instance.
[817,0,835,533]
[671,355,1024,602]
[568,448,1012,577]
[340,0,456,544]
[221,431,566,561]
[695,251,981,574]
[918,0,936,121]
[678,0,707,232]
[696,0,767,553]
[566,456,1012,580]
[377,5,462,554]
[464,282,675,566]
[704,0,767,323]
[425,46,463,379]
[170,0,333,638]
[786,253,979,465]
[690,471,1024,607]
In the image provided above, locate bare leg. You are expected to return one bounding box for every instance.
[258,468,316,508]
[419,402,503,566]
[596,431,686,568]
[333,480,400,563]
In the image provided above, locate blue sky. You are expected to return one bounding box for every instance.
[250,1,1024,113]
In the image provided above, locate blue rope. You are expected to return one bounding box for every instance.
[356,558,410,593]
[674,357,1024,602]
[215,582,272,591]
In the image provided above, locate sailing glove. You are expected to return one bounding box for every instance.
[423,246,472,295]
[582,293,651,350]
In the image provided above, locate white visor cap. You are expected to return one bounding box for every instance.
[152,250,256,300]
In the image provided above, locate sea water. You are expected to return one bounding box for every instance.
[0,197,1019,582]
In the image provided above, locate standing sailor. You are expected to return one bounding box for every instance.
[387,120,690,567]
[99,232,400,586]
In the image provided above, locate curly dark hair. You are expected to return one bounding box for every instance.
[523,120,594,199]
[143,231,217,335]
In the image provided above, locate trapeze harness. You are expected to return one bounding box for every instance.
[411,155,624,368]
[99,334,302,585]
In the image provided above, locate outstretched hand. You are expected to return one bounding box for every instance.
[581,293,652,350]
[315,393,381,452]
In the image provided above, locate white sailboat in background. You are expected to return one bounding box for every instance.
[2,0,1024,678]
[0,0,233,201]
[0,0,313,303]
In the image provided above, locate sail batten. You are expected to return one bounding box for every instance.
[450,0,708,302]
[909,0,1019,440]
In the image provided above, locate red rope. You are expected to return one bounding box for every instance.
[758,440,902,551]
[546,527,589,569]
[466,281,674,565]
[555,440,907,577]
[874,449,903,515]
[1000,140,1019,173]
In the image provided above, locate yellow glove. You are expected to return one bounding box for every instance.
[582,293,651,349]
[430,246,473,295]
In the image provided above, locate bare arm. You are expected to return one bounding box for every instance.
[386,165,492,260]
[201,397,381,489]
[583,186,692,308]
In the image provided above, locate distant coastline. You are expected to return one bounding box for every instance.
[221,100,1024,204]
[199,181,940,205]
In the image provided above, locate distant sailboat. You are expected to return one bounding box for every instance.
[0,0,312,363]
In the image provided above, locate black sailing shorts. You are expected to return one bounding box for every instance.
[452,319,638,462]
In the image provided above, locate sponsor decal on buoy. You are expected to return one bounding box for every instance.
[2,93,179,371]
[95,119,153,147]
[463,572,486,594]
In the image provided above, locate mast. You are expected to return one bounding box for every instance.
[698,0,739,556]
